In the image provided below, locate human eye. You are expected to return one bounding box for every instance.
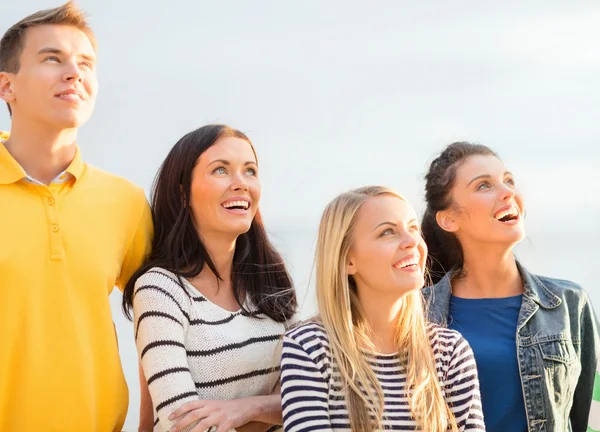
[505,177,516,187]
[245,167,257,176]
[380,228,395,237]
[476,181,491,190]
[408,224,420,233]
[212,167,227,175]
[44,56,60,63]
[79,61,93,70]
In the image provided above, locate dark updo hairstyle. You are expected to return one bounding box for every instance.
[122,124,297,322]
[422,142,498,284]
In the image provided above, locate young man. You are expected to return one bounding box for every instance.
[0,2,152,430]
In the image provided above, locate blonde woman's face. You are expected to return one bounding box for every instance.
[347,195,427,299]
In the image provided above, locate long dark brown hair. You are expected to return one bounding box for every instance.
[122,124,296,322]
[421,142,498,283]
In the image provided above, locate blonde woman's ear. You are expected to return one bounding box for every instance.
[347,259,357,275]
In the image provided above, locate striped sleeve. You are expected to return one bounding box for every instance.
[280,326,333,432]
[443,334,486,431]
[133,271,200,431]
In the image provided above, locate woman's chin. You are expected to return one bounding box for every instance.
[503,228,526,246]
[485,224,525,246]
[390,278,425,297]
[225,222,253,237]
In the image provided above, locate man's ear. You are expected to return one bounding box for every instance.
[0,72,16,105]
[435,208,459,233]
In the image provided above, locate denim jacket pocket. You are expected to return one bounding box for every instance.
[538,339,581,405]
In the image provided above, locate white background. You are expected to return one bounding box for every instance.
[2,1,599,430]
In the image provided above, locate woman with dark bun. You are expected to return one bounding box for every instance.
[422,142,599,432]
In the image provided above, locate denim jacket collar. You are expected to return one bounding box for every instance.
[426,261,562,324]
[517,261,562,309]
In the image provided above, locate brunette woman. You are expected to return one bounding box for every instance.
[123,125,297,432]
[422,142,599,432]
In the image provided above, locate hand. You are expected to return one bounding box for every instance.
[169,398,257,432]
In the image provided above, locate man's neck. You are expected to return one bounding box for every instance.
[4,119,78,185]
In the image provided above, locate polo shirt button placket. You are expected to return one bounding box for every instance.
[45,191,64,260]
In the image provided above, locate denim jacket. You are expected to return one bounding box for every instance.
[423,262,600,432]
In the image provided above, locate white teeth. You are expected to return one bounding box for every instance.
[394,257,419,269]
[222,200,249,209]
[496,207,518,220]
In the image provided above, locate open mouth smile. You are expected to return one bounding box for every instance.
[494,205,520,223]
[393,254,420,271]
[221,198,251,214]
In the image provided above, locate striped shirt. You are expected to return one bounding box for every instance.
[281,322,485,431]
[134,267,287,432]
[589,361,600,432]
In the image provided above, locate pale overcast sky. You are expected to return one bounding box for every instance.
[2,2,599,429]
[2,1,599,233]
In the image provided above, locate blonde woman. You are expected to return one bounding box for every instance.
[280,186,485,431]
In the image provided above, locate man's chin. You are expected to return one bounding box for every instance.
[51,110,93,129]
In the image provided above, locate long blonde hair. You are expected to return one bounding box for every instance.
[315,186,458,431]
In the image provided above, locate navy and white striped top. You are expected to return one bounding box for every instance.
[281,322,485,431]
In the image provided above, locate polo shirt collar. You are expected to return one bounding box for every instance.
[0,132,84,185]
[0,139,26,185]
[64,146,84,181]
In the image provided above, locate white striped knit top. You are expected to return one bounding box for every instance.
[133,267,287,432]
[281,322,486,432]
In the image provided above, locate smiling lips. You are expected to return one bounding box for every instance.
[494,205,520,223]
[221,198,251,213]
[393,254,420,271]
[55,89,85,102]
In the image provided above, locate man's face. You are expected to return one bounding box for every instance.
[1,24,98,129]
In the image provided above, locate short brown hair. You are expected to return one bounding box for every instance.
[0,1,96,74]
[0,1,96,115]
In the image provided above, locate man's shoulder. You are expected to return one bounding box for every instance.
[82,163,146,198]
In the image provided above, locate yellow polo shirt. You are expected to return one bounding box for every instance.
[0,132,153,431]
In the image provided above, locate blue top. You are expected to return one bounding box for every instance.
[426,263,600,431]
[448,294,527,432]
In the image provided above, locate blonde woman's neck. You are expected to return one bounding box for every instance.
[358,289,404,354]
